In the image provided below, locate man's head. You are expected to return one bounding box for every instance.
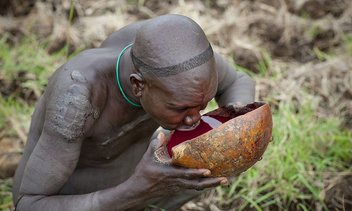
[131,14,212,73]
[130,14,218,130]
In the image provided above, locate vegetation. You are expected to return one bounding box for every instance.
[1,0,351,210]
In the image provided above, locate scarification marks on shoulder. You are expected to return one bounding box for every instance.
[51,84,100,142]
[71,70,87,83]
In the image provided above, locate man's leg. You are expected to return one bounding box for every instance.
[144,189,204,211]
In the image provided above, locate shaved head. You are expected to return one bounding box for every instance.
[131,14,214,77]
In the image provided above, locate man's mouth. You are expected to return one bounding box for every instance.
[176,120,200,131]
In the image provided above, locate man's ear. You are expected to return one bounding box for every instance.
[130,73,145,97]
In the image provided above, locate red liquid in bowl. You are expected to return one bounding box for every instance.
[167,115,232,157]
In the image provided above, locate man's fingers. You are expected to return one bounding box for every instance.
[165,167,213,179]
[166,166,227,180]
[178,177,228,191]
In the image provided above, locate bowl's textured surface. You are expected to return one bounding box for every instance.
[154,101,273,177]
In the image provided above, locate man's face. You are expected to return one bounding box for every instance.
[139,61,218,130]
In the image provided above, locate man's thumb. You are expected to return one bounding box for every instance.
[152,131,172,164]
[150,131,165,152]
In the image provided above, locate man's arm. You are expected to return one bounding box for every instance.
[214,52,255,106]
[16,79,100,209]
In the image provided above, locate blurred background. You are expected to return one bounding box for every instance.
[0,0,351,210]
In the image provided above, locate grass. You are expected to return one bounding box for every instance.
[0,97,34,143]
[255,49,273,78]
[340,30,352,56]
[0,178,13,211]
[0,35,66,99]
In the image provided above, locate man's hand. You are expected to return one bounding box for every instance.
[130,131,228,198]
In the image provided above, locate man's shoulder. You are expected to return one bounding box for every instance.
[47,61,109,110]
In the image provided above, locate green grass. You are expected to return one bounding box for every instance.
[255,49,273,78]
[341,30,352,56]
[215,98,351,210]
[0,178,13,211]
[0,35,65,97]
[232,48,280,79]
[0,31,85,102]
[0,97,34,139]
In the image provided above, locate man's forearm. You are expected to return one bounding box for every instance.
[16,193,99,211]
[216,72,255,106]
[214,53,256,106]
[16,178,150,211]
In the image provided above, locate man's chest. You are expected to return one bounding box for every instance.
[80,113,159,162]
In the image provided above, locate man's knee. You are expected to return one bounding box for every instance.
[145,189,205,211]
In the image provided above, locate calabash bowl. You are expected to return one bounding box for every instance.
[154,101,273,177]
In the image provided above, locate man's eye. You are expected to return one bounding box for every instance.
[174,107,188,112]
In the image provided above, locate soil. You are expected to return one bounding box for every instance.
[0,0,351,210]
[325,175,352,211]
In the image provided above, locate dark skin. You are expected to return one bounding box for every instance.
[13,14,255,210]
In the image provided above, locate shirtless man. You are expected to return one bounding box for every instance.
[12,14,255,210]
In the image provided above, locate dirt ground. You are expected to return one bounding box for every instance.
[0,0,351,210]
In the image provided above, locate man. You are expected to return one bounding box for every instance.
[12,14,255,210]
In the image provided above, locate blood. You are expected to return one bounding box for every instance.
[246,103,257,110]
[167,114,232,157]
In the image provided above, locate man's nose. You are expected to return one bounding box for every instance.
[183,108,201,125]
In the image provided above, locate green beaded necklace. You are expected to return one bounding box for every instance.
[116,44,142,107]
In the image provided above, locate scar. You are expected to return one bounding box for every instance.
[71,70,87,83]
[101,113,150,146]
[50,84,99,142]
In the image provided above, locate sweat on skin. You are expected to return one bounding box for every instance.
[12,14,255,211]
